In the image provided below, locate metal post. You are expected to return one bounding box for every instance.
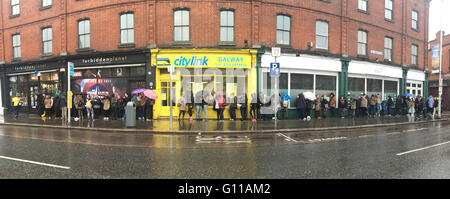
[67,62,71,125]
[438,0,443,118]
[274,56,278,128]
[170,65,173,130]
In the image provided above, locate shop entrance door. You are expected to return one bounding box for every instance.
[29,85,39,112]
[159,75,178,117]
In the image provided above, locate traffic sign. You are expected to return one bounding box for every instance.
[34,70,38,75]
[68,62,74,76]
[272,47,281,57]
[270,63,280,77]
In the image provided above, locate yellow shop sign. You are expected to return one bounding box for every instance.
[156,52,252,68]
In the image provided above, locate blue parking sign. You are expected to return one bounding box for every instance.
[270,63,280,77]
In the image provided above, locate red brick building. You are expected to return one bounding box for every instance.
[428,31,450,111]
[0,0,431,118]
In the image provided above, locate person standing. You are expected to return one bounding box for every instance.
[427,95,434,118]
[178,93,186,120]
[356,96,362,117]
[329,93,336,118]
[280,91,291,119]
[250,93,258,122]
[387,96,393,116]
[217,93,226,121]
[257,92,264,120]
[93,96,102,120]
[350,98,357,118]
[86,95,94,121]
[60,93,67,121]
[44,95,52,120]
[395,96,402,116]
[12,96,21,118]
[137,93,147,120]
[53,93,61,119]
[338,96,347,118]
[314,95,321,119]
[75,95,85,121]
[295,93,306,120]
[228,93,237,121]
[360,95,368,117]
[239,94,248,121]
[321,94,329,118]
[408,97,415,117]
[103,96,111,120]
[146,97,155,121]
[185,92,193,122]
[195,92,203,120]
[369,95,376,118]
[376,94,382,117]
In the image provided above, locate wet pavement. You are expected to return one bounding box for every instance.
[1,119,450,178]
[1,112,448,132]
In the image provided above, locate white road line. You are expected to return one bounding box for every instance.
[278,133,298,143]
[396,141,450,156]
[0,155,70,170]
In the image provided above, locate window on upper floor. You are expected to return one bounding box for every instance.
[358,0,368,12]
[42,27,52,55]
[385,0,393,20]
[411,44,418,66]
[120,13,134,44]
[315,21,328,50]
[12,34,21,59]
[78,19,90,49]
[174,10,190,42]
[276,15,290,45]
[42,0,52,8]
[11,0,19,16]
[384,37,392,61]
[358,30,367,56]
[220,10,234,42]
[412,10,418,30]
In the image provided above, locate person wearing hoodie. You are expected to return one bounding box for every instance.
[280,91,291,119]
[295,93,306,120]
[386,96,393,116]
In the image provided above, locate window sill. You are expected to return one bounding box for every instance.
[358,9,369,15]
[412,28,419,33]
[385,18,394,23]
[356,55,369,60]
[320,0,331,3]
[118,43,135,48]
[41,53,53,58]
[314,48,329,53]
[9,14,20,19]
[76,48,94,53]
[172,41,192,46]
[39,5,52,11]
[275,44,292,49]
[11,57,22,62]
[218,41,237,46]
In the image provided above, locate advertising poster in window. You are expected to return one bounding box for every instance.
[71,78,127,98]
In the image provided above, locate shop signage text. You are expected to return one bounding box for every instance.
[13,64,47,72]
[81,56,128,65]
[158,53,251,68]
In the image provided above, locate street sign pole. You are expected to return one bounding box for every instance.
[271,47,281,128]
[274,56,278,129]
[67,62,72,126]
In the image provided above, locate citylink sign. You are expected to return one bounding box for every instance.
[156,51,252,68]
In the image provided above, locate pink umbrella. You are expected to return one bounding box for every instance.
[144,89,158,100]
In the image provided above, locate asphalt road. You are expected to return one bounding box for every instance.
[0,120,449,179]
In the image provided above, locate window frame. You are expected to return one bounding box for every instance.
[78,19,90,49]
[41,0,52,9]
[384,36,393,61]
[357,30,368,56]
[385,0,393,21]
[219,10,235,43]
[412,10,419,31]
[173,9,190,42]
[276,14,291,45]
[119,12,135,45]
[12,34,21,59]
[411,44,418,66]
[315,20,329,50]
[11,0,20,17]
[41,27,52,55]
[358,0,368,12]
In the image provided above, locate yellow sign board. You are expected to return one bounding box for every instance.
[156,50,252,69]
[67,91,73,109]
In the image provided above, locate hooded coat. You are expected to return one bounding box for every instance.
[295,94,306,109]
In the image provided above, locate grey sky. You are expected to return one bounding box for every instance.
[429,0,450,41]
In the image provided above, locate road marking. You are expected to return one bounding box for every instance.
[396,141,450,156]
[0,155,70,170]
[278,133,298,143]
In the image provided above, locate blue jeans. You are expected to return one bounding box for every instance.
[13,106,19,117]
[377,104,382,115]
[297,108,305,119]
[196,105,202,119]
[203,105,208,119]
[369,105,376,116]
[240,106,247,120]
[137,106,145,118]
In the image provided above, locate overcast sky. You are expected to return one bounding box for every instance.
[429,0,450,41]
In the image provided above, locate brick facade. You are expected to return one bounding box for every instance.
[0,0,429,70]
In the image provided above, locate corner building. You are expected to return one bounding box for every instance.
[0,0,430,119]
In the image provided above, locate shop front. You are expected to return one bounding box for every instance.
[150,49,257,119]
[68,51,149,99]
[1,59,64,113]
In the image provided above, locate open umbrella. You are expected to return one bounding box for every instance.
[131,88,146,95]
[144,89,158,100]
[350,95,358,100]
[404,93,414,97]
[303,91,316,101]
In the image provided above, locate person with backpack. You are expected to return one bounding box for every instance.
[103,96,111,120]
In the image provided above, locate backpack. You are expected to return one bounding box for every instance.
[78,100,84,107]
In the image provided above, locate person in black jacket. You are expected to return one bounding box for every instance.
[239,94,248,121]
[295,93,306,120]
[395,95,403,116]
[321,94,329,118]
[52,93,61,119]
[386,96,393,116]
[356,96,362,117]
[338,96,347,118]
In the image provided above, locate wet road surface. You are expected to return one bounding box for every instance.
[0,120,450,178]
